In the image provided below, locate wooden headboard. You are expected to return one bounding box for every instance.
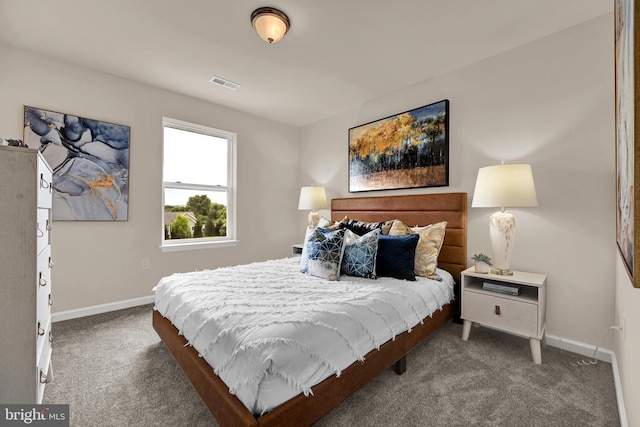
[331,192,468,284]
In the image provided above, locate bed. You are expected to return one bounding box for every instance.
[153,192,467,427]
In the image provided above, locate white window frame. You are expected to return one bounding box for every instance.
[161,117,237,252]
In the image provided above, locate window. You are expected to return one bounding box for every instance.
[161,118,237,251]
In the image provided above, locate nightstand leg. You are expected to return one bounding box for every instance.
[529,338,542,364]
[462,320,472,341]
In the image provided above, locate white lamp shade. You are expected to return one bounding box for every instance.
[298,186,327,211]
[472,164,538,208]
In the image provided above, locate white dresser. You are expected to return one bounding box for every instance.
[0,145,54,403]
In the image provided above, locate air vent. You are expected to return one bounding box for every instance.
[209,75,241,91]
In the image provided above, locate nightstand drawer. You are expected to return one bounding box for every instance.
[463,291,538,336]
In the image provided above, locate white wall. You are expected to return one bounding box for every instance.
[300,14,616,349]
[615,255,640,424]
[0,43,300,313]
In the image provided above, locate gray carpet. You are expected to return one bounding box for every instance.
[44,305,620,426]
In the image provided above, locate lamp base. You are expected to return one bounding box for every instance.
[489,210,516,273]
[308,211,320,228]
[490,268,513,276]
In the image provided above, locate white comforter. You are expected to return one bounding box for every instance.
[153,257,454,415]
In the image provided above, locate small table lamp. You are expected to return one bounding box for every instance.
[298,186,327,228]
[472,163,538,275]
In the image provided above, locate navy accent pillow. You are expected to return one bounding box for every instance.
[376,234,419,281]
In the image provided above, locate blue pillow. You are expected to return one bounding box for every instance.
[377,234,419,281]
[304,228,346,281]
[299,227,315,273]
[341,228,380,279]
[300,227,336,273]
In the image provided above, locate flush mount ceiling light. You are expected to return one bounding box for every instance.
[251,7,290,44]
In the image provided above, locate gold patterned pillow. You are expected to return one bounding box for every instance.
[388,219,412,235]
[389,220,447,279]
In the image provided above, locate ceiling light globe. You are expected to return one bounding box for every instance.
[251,7,290,44]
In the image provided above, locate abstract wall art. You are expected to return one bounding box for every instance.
[23,106,130,221]
[615,0,640,288]
[348,99,449,193]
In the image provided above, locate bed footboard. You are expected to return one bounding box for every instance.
[153,310,259,427]
[154,303,452,427]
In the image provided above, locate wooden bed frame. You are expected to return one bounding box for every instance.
[153,192,467,427]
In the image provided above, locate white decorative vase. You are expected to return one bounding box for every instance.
[474,261,490,274]
[489,210,516,274]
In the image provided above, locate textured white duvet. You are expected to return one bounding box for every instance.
[153,257,454,415]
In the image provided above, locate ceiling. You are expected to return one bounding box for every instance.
[0,1,612,128]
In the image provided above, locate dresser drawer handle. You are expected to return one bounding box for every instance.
[39,272,47,287]
[39,369,49,384]
[37,321,45,336]
[40,174,50,190]
[495,305,501,315]
[46,219,53,231]
[48,294,53,306]
[49,257,55,268]
[37,224,44,237]
[49,330,54,343]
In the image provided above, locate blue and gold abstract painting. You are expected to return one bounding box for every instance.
[23,106,130,221]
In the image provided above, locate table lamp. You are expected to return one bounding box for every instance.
[298,186,327,228]
[471,163,538,275]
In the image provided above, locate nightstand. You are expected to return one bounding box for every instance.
[292,244,303,256]
[460,267,547,364]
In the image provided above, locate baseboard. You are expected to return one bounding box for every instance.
[51,295,155,322]
[545,333,613,363]
[610,352,629,427]
[546,334,627,427]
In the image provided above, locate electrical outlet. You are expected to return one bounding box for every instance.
[141,258,150,270]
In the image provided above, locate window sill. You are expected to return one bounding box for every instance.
[160,239,239,252]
